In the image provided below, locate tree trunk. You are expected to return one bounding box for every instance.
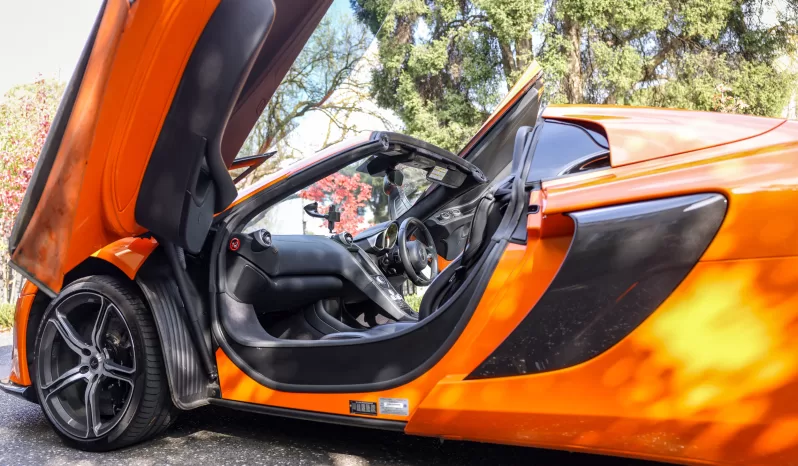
[516,37,533,72]
[562,17,583,104]
[499,36,535,88]
[498,40,516,87]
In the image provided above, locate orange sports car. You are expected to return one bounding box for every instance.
[3,0,798,464]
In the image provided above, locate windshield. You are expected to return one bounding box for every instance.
[243,160,431,235]
[233,0,535,188]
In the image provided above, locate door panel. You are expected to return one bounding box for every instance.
[421,67,543,260]
[10,0,138,294]
[134,0,278,253]
[214,119,550,418]
[10,0,333,294]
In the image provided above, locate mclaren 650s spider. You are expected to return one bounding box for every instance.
[2,0,798,464]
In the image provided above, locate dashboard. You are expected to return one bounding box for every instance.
[355,221,399,254]
[226,230,416,320]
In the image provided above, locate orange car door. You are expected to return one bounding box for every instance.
[9,0,332,295]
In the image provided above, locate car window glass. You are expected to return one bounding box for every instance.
[243,161,431,235]
[526,120,610,181]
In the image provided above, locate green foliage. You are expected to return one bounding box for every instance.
[404,293,423,312]
[0,79,64,305]
[539,0,797,110]
[352,0,542,151]
[0,303,14,329]
[351,0,797,151]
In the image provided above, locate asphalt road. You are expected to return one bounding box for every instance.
[0,332,660,466]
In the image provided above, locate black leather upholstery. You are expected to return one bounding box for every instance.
[461,190,506,273]
[419,187,506,319]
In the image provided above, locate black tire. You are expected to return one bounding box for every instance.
[33,275,177,451]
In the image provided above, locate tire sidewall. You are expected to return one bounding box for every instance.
[33,277,151,451]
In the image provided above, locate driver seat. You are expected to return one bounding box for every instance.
[320,186,508,341]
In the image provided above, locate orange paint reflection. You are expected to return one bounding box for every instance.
[409,257,798,465]
[90,236,158,279]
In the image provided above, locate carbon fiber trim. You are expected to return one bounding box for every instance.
[137,259,210,409]
[468,193,727,379]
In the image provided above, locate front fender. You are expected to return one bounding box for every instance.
[7,237,157,390]
[90,236,159,279]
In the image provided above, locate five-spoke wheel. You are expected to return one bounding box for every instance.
[38,292,136,439]
[34,276,175,451]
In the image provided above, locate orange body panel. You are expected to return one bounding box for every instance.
[215,112,798,465]
[400,119,798,465]
[90,236,159,280]
[7,8,798,457]
[12,0,221,292]
[544,120,798,261]
[542,105,784,168]
[8,281,38,387]
[408,256,798,466]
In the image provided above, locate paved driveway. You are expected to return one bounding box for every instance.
[0,332,658,465]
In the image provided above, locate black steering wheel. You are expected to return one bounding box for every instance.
[397,217,438,286]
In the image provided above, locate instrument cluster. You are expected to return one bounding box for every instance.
[380,222,399,250]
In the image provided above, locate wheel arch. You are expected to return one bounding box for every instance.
[15,237,157,388]
[15,237,210,411]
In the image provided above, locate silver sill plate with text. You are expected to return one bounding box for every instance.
[379,397,409,416]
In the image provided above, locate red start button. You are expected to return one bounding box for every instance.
[229,238,241,251]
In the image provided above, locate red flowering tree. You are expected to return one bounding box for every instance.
[299,172,372,234]
[0,78,64,301]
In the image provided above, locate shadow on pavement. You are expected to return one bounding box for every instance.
[0,338,662,466]
[158,404,660,466]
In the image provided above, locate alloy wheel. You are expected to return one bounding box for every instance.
[37,291,137,440]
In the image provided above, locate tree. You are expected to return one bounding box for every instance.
[352,0,537,152]
[0,78,64,302]
[352,0,798,152]
[299,172,373,234]
[538,0,797,113]
[237,12,395,187]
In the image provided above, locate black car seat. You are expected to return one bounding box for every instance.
[320,182,510,341]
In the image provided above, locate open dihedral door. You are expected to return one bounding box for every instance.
[9,0,333,296]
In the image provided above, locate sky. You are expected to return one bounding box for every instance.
[0,0,103,95]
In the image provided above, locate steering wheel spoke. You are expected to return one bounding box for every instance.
[397,217,439,287]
